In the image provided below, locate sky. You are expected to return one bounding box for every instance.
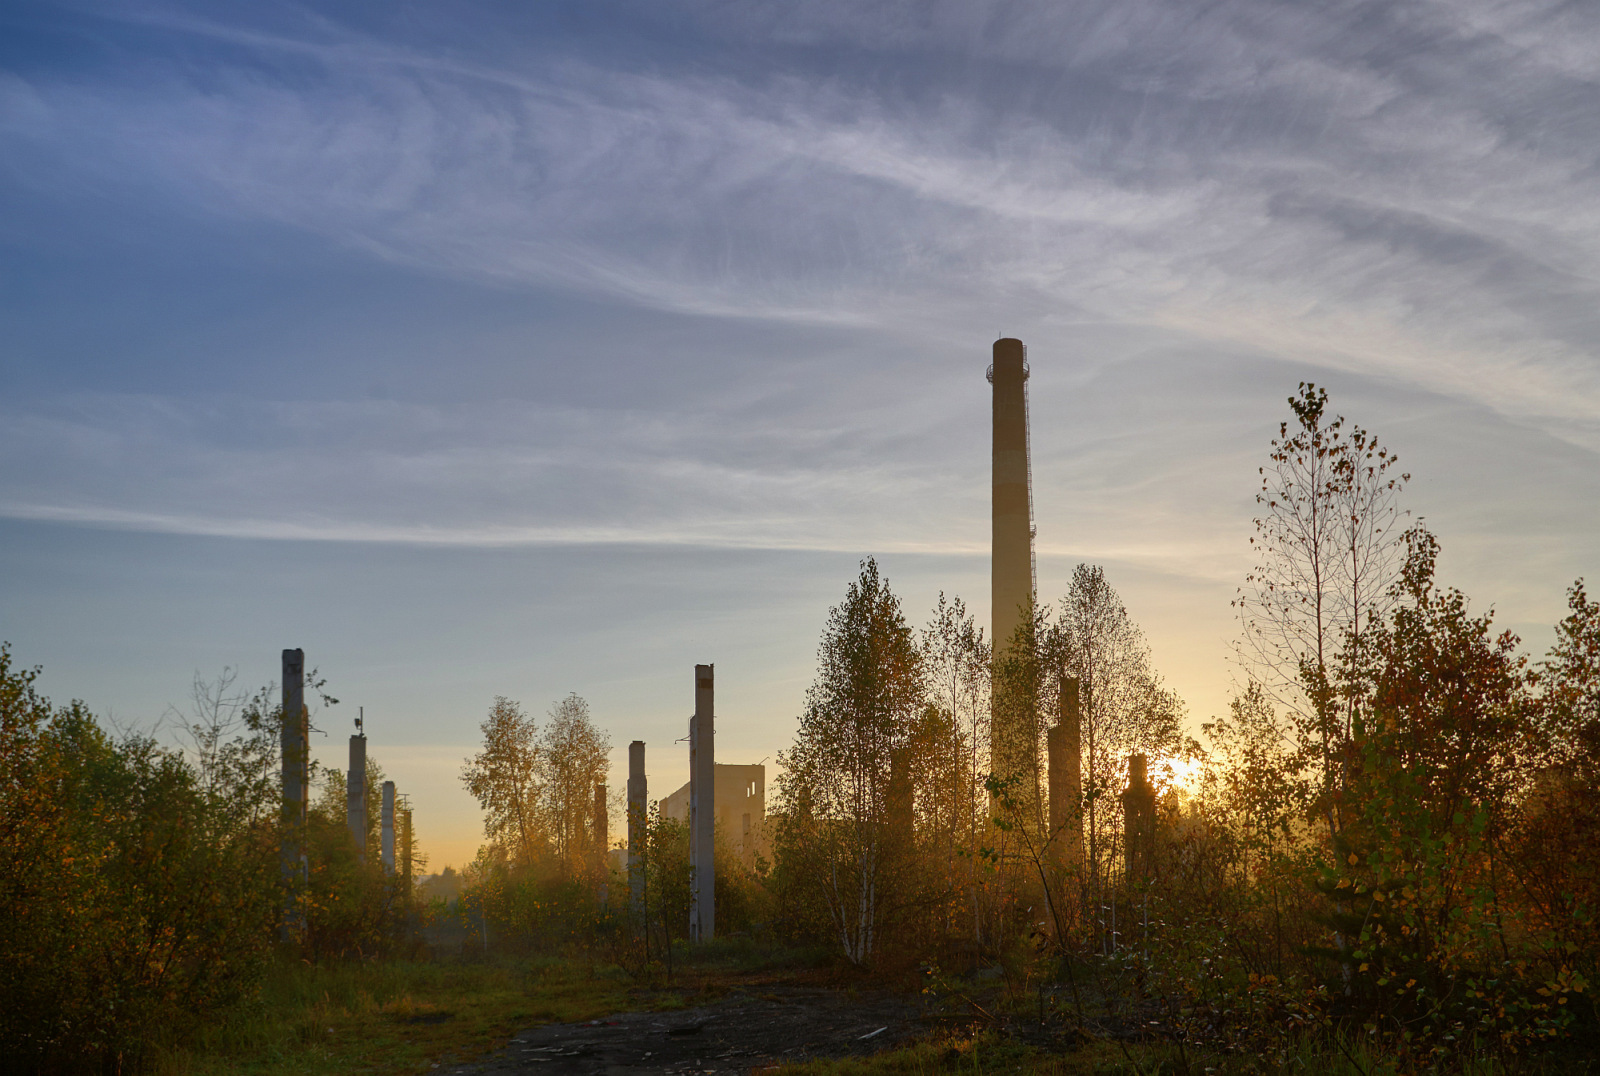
[3,0,1598,871]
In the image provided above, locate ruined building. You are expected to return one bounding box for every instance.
[1048,676,1085,871]
[660,762,768,869]
[988,339,1152,888]
[1122,753,1157,884]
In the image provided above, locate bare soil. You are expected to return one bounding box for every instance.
[451,982,936,1075]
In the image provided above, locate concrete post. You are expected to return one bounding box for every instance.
[381,780,396,874]
[627,740,646,924]
[1121,754,1156,884]
[400,805,413,895]
[689,664,715,942]
[348,732,367,856]
[1048,676,1083,872]
[280,648,307,934]
[593,781,609,902]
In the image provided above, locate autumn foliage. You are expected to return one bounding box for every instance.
[2,385,1596,1074]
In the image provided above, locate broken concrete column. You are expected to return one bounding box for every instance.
[1048,676,1083,872]
[593,781,609,901]
[280,648,308,933]
[627,740,646,923]
[381,780,396,874]
[1121,753,1156,884]
[348,728,367,856]
[689,664,715,942]
[400,804,412,894]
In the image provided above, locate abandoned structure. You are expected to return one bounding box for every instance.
[399,795,413,887]
[347,711,367,855]
[989,337,1034,658]
[381,780,396,873]
[1121,753,1157,883]
[1048,676,1084,870]
[989,338,1037,787]
[660,761,769,868]
[592,781,608,901]
[627,740,646,920]
[279,648,308,934]
[689,664,715,940]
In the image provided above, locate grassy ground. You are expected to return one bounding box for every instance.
[154,938,826,1075]
[775,1029,1597,1076]
[772,1033,1173,1076]
[151,944,1592,1076]
[155,957,638,1075]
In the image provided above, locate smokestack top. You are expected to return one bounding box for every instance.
[987,338,1028,383]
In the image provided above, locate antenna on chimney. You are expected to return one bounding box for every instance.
[356,706,364,736]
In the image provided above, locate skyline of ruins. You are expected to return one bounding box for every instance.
[3,1,1598,871]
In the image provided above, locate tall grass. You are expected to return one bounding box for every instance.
[153,955,634,1076]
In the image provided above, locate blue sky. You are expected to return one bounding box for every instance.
[4,0,1598,868]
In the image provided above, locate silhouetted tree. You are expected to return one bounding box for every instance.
[1048,565,1184,905]
[1236,383,1408,832]
[776,558,923,964]
[918,593,994,946]
[540,693,611,879]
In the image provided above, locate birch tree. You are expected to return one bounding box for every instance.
[461,697,545,864]
[1049,565,1184,899]
[919,593,992,940]
[920,594,990,856]
[776,558,923,964]
[540,693,611,877]
[1235,383,1407,829]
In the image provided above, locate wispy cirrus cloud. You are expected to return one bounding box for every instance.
[7,2,1600,853]
[2,0,1599,560]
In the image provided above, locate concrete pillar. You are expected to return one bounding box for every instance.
[1121,754,1156,884]
[593,781,609,900]
[1048,676,1083,871]
[689,664,715,942]
[990,338,1035,786]
[400,805,413,894]
[348,732,367,856]
[280,648,308,931]
[381,780,396,874]
[627,740,646,923]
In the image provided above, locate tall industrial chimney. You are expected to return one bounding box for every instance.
[990,337,1033,658]
[990,339,1035,784]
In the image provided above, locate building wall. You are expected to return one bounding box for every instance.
[659,762,767,867]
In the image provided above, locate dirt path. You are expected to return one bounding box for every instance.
[452,983,933,1075]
